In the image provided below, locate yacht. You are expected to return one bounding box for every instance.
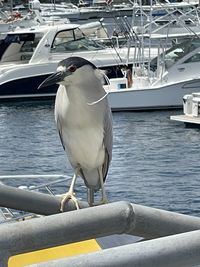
[0,9,71,33]
[0,23,157,101]
[0,10,46,32]
[79,2,133,20]
[104,37,200,110]
[40,3,80,21]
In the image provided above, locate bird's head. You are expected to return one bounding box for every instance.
[38,57,97,89]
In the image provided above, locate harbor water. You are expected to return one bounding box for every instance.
[0,100,200,217]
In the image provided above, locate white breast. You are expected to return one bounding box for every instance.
[55,84,105,170]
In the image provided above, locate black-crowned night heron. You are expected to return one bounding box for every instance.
[38,56,113,211]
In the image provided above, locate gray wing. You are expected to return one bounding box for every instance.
[55,114,65,151]
[55,112,75,168]
[102,99,113,182]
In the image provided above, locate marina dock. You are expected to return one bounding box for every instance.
[170,114,200,126]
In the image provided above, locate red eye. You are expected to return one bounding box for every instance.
[68,65,77,72]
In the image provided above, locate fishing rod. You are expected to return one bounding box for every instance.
[98,18,123,64]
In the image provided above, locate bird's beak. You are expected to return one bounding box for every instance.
[38,71,65,89]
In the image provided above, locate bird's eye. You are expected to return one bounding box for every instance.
[68,65,77,72]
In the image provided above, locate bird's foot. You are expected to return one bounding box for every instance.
[94,197,108,206]
[60,192,80,212]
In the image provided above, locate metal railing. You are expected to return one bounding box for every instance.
[0,183,200,266]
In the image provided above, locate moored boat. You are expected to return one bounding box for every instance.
[0,22,158,101]
[104,36,200,111]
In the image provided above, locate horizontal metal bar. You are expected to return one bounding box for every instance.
[0,201,133,267]
[1,199,200,266]
[1,184,200,239]
[29,229,200,267]
[0,174,69,180]
[130,203,200,239]
[0,184,88,215]
[2,183,200,241]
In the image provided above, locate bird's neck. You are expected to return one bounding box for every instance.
[67,84,88,106]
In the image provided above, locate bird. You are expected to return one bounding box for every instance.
[38,56,113,211]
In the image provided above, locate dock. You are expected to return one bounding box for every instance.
[170,92,200,126]
[170,114,200,126]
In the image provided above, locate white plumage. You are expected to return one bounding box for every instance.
[39,57,113,210]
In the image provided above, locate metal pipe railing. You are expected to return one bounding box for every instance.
[0,201,133,266]
[0,183,88,215]
[1,184,200,240]
[1,200,200,266]
[29,229,200,267]
[1,184,200,266]
[129,203,200,239]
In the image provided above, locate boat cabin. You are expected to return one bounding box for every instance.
[150,37,200,72]
[0,25,105,64]
[0,32,43,62]
[51,27,105,52]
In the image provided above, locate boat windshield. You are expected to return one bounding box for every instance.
[150,37,200,71]
[51,27,105,52]
[0,32,42,62]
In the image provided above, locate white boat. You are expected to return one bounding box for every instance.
[78,0,196,21]
[79,2,133,20]
[0,23,158,101]
[104,36,200,111]
[97,2,200,50]
[0,8,71,33]
[40,3,80,21]
[170,92,200,126]
[0,10,45,32]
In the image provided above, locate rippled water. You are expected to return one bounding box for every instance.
[0,101,200,216]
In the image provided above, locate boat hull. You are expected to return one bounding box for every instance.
[1,77,200,111]
[108,79,200,111]
[0,74,58,101]
[79,8,133,20]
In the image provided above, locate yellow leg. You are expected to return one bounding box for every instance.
[60,167,80,212]
[98,166,108,205]
[86,167,108,207]
[87,188,95,206]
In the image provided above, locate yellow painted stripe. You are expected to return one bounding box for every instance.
[8,239,101,267]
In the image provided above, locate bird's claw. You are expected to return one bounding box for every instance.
[93,198,108,206]
[100,198,108,205]
[60,192,80,212]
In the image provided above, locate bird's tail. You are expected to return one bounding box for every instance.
[80,168,101,191]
